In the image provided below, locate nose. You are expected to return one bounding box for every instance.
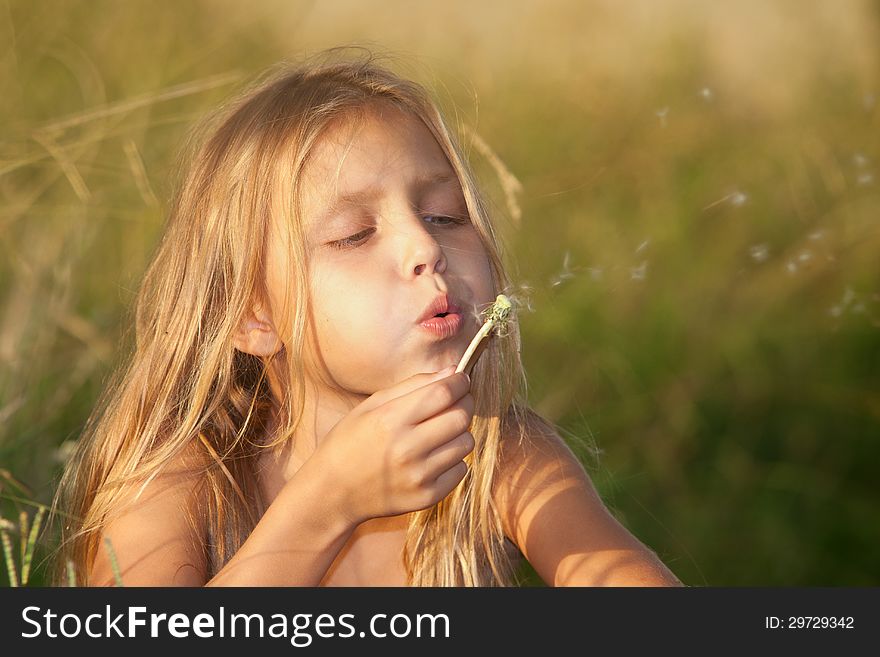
[398,213,447,277]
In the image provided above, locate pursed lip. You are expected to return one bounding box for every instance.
[417,293,463,324]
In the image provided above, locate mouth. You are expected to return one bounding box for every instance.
[416,292,465,340]
[418,312,463,339]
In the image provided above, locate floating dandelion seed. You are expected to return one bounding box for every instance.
[856,172,874,186]
[852,302,866,314]
[864,93,876,111]
[749,244,769,262]
[588,267,604,281]
[785,260,798,274]
[699,87,713,101]
[635,239,650,254]
[549,251,582,288]
[808,229,826,241]
[703,189,748,211]
[630,261,647,280]
[829,305,843,317]
[729,191,748,207]
[506,282,536,314]
[655,107,669,128]
[842,287,856,306]
[853,153,869,168]
[52,440,77,464]
[798,250,812,263]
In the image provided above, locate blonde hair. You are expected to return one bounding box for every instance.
[49,47,554,586]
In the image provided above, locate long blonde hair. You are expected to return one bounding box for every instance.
[49,47,552,586]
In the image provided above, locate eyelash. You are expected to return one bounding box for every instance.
[328,215,470,250]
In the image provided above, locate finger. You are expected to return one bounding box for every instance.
[423,432,475,482]
[431,460,469,499]
[408,393,474,457]
[359,366,457,414]
[391,371,470,428]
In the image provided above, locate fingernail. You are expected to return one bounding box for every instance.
[463,371,470,385]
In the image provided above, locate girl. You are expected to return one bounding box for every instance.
[48,49,683,587]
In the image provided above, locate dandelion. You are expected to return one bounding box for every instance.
[455,294,514,375]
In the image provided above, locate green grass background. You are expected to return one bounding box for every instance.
[1,0,878,586]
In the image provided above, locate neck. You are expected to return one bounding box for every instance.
[261,359,367,486]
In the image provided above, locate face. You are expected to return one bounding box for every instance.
[267,104,494,395]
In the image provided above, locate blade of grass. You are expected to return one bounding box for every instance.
[21,506,46,585]
[66,559,76,587]
[104,536,124,587]
[1,527,18,587]
[18,510,29,567]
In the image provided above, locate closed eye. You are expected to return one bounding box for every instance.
[328,214,470,250]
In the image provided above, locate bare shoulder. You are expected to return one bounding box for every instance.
[89,440,208,586]
[493,408,684,587]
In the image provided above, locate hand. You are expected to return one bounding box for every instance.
[310,367,475,525]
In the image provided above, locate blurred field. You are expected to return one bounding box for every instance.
[1,0,878,586]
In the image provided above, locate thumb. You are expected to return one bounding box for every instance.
[359,365,457,413]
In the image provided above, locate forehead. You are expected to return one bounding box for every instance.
[298,106,459,221]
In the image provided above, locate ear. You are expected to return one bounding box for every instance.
[232,306,283,357]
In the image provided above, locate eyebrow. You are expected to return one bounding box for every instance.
[315,171,460,226]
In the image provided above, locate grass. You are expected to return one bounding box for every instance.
[2,1,879,587]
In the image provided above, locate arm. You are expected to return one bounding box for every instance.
[89,453,357,587]
[494,425,684,587]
